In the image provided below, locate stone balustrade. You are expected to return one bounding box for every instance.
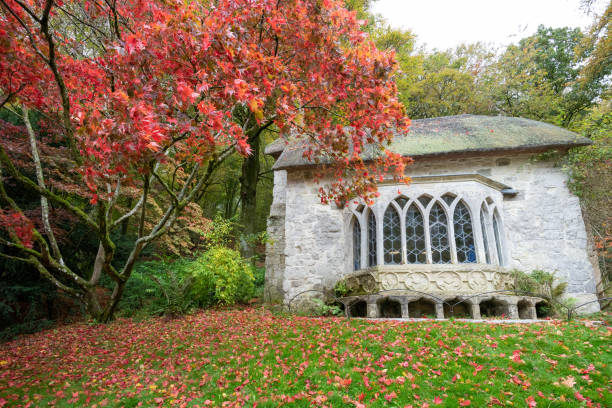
[339,293,546,320]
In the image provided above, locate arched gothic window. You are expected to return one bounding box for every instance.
[367,210,377,267]
[429,202,451,263]
[383,204,402,264]
[405,204,426,263]
[351,194,506,270]
[492,210,504,265]
[352,217,361,271]
[454,201,476,263]
[480,205,492,264]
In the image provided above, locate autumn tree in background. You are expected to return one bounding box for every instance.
[567,100,612,298]
[0,0,408,321]
[572,1,612,299]
[579,0,612,87]
[400,45,497,119]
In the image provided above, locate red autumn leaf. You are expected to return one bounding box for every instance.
[525,395,537,407]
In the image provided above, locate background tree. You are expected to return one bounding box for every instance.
[485,39,560,120]
[526,25,606,126]
[401,47,496,119]
[578,0,612,87]
[566,97,612,300]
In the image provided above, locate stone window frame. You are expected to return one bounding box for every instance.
[366,208,377,267]
[492,208,506,266]
[480,203,493,264]
[404,202,427,264]
[383,198,405,265]
[480,200,507,266]
[453,200,477,264]
[428,200,453,264]
[348,188,507,270]
[351,215,361,271]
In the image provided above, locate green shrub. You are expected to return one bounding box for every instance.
[512,269,568,300]
[189,247,255,305]
[202,215,240,250]
[511,269,568,316]
[117,247,256,316]
[511,269,538,294]
[118,258,194,317]
[310,298,343,317]
[251,265,266,298]
[252,266,265,288]
[0,319,54,342]
[334,280,349,297]
[150,268,194,317]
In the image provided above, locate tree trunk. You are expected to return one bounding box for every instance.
[84,286,103,320]
[239,128,261,259]
[99,281,126,323]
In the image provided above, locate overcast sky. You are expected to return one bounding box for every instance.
[370,0,606,51]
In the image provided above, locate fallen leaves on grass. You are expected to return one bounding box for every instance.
[0,308,610,407]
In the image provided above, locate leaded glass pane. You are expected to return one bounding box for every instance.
[405,205,426,263]
[367,210,377,267]
[441,193,456,206]
[454,202,476,263]
[480,206,491,264]
[429,202,451,263]
[493,211,504,265]
[353,218,361,270]
[396,197,408,208]
[418,195,432,207]
[383,206,401,264]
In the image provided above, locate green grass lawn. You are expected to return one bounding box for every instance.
[0,308,610,407]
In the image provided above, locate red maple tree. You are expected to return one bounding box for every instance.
[0,0,409,321]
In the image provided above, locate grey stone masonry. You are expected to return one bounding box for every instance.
[265,152,601,315]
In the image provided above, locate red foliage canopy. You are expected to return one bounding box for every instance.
[0,0,409,319]
[1,0,408,205]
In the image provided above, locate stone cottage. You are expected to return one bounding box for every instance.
[264,115,601,318]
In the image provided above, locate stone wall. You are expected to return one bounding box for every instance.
[265,152,600,313]
[264,170,287,303]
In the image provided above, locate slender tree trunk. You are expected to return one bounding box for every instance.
[23,106,64,265]
[239,128,261,259]
[84,286,103,319]
[99,280,126,322]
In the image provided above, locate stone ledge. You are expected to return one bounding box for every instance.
[338,293,548,320]
[340,265,514,296]
[357,318,605,325]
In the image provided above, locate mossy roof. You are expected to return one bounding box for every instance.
[267,115,592,170]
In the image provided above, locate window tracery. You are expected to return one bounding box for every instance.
[429,202,451,263]
[367,210,377,267]
[480,205,492,264]
[351,194,504,269]
[454,201,476,263]
[493,210,504,265]
[352,217,361,271]
[405,204,426,264]
[383,205,402,264]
